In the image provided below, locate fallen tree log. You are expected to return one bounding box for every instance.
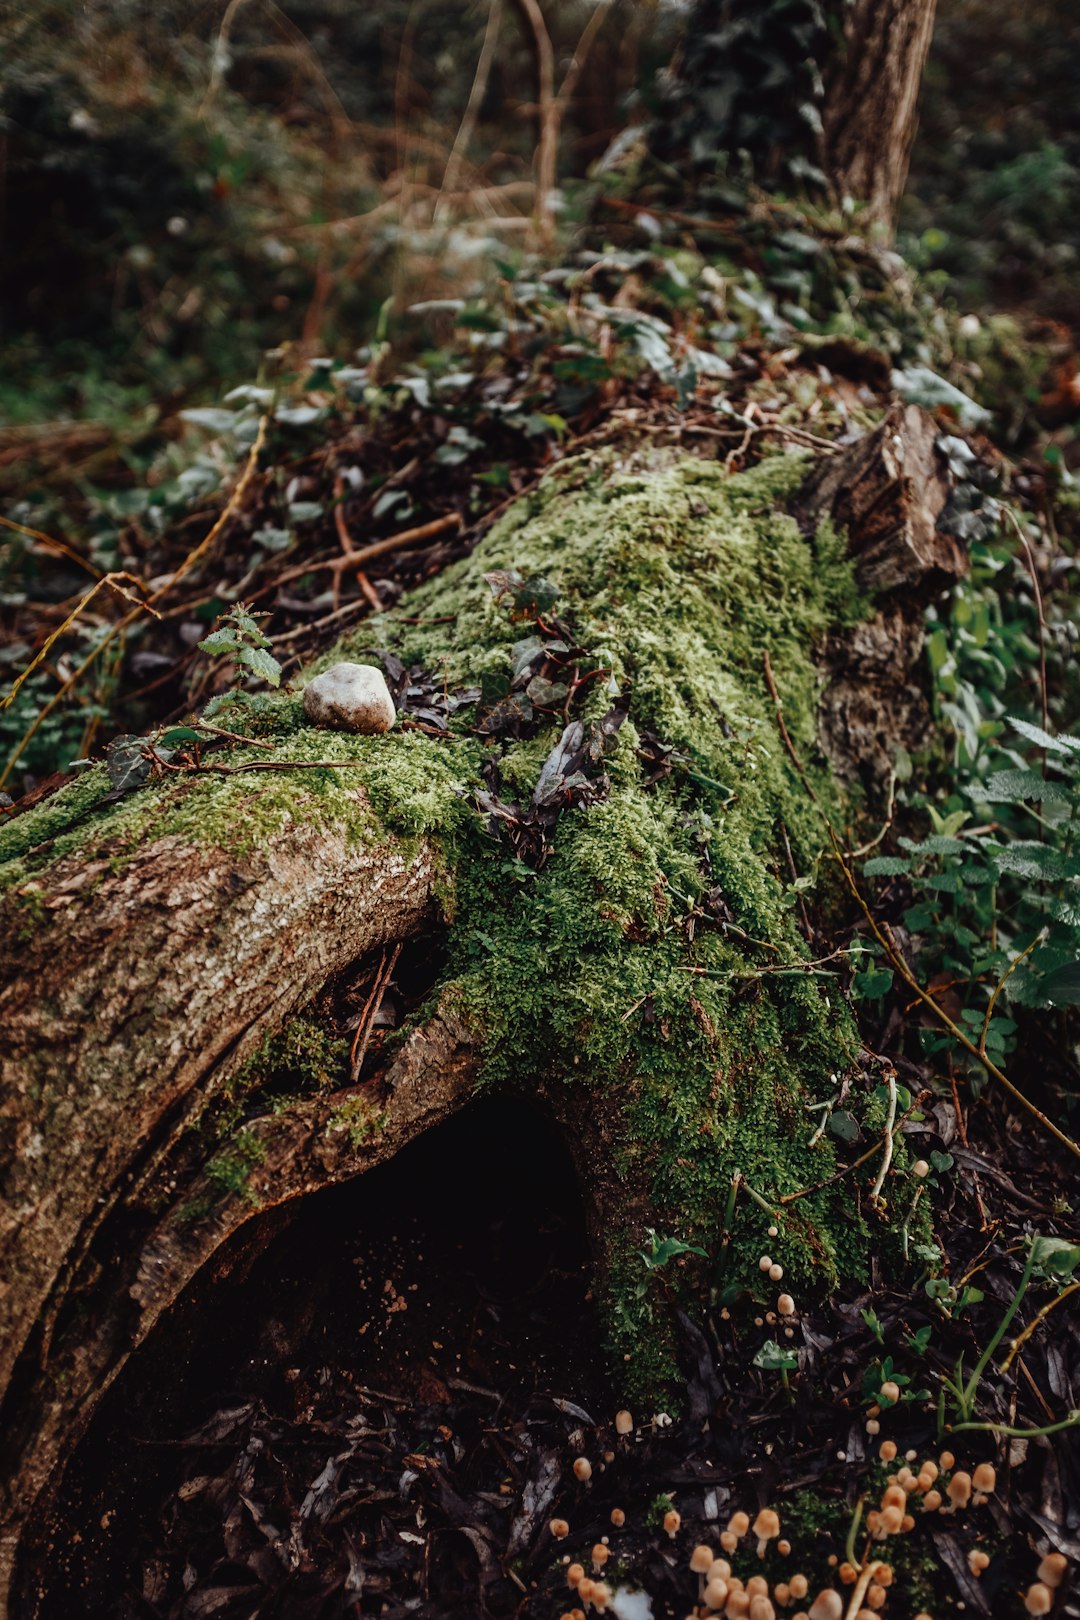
[0,415,965,1605]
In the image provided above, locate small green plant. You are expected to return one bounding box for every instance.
[198,604,282,690]
[937,1233,1080,1440]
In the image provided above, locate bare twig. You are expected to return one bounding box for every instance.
[435,0,504,221]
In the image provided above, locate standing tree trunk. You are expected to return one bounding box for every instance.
[823,0,938,233]
[658,0,937,236]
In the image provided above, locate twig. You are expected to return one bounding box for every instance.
[350,943,402,1082]
[434,0,503,221]
[512,0,556,248]
[1,418,269,790]
[1002,506,1049,738]
[868,1066,898,1204]
[1001,1280,1080,1374]
[0,512,101,579]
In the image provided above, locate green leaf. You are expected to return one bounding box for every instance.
[828,1108,860,1142]
[1036,962,1080,1008]
[639,1229,708,1269]
[180,407,240,433]
[969,769,1072,804]
[158,726,202,747]
[753,1339,798,1373]
[1032,1236,1080,1278]
[853,967,893,1000]
[237,645,283,687]
[863,856,912,877]
[198,628,241,655]
[1008,715,1080,755]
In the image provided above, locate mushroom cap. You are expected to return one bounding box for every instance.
[708,1559,732,1581]
[769,1263,784,1282]
[728,1510,751,1536]
[972,1462,997,1493]
[749,1598,776,1620]
[610,1507,625,1527]
[947,1470,972,1503]
[567,1563,585,1587]
[690,1544,714,1574]
[1025,1584,1053,1616]
[752,1508,781,1540]
[550,1518,570,1539]
[1037,1551,1068,1588]
[807,1591,844,1620]
[746,1575,768,1597]
[703,1578,729,1611]
[759,1255,774,1273]
[879,1380,901,1404]
[614,1409,633,1435]
[663,1508,682,1534]
[789,1573,809,1598]
[777,1294,796,1316]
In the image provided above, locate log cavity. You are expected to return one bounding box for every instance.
[16,1098,602,1619]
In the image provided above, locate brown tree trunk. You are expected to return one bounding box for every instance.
[823,0,938,234]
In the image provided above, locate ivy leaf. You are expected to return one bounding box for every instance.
[105,735,151,796]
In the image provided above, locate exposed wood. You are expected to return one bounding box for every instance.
[0,997,480,1606]
[797,403,966,779]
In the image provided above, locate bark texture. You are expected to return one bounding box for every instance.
[823,0,938,233]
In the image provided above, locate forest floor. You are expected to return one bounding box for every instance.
[6,214,1080,1619]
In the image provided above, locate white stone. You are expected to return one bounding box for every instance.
[302,662,396,734]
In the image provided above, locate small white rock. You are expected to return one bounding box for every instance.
[303,662,396,734]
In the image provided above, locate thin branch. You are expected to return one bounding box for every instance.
[435,0,504,222]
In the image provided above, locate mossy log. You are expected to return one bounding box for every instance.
[0,415,963,1604]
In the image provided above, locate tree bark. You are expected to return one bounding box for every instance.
[823,0,938,233]
[659,0,937,235]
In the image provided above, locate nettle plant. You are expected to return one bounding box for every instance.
[198,604,283,692]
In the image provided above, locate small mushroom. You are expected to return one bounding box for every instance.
[879,1380,901,1405]
[878,1441,897,1462]
[610,1508,625,1528]
[807,1590,843,1620]
[614,1409,633,1436]
[1037,1552,1068,1589]
[573,1457,593,1483]
[567,1563,585,1588]
[759,1255,774,1273]
[591,1544,609,1574]
[769,1263,784,1282]
[663,1508,682,1539]
[777,1293,796,1317]
[749,1597,776,1620]
[938,1450,955,1471]
[946,1470,972,1510]
[1025,1584,1053,1616]
[789,1574,809,1599]
[703,1578,729,1611]
[550,1519,570,1540]
[753,1508,781,1558]
[912,1159,930,1178]
[967,1549,990,1576]
[690,1544,714,1602]
[972,1462,996,1503]
[728,1510,751,1538]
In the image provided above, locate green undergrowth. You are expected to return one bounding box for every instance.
[1,449,927,1398]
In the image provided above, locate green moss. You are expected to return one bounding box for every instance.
[204,1127,266,1204]
[326,1093,389,1148]
[3,450,916,1397]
